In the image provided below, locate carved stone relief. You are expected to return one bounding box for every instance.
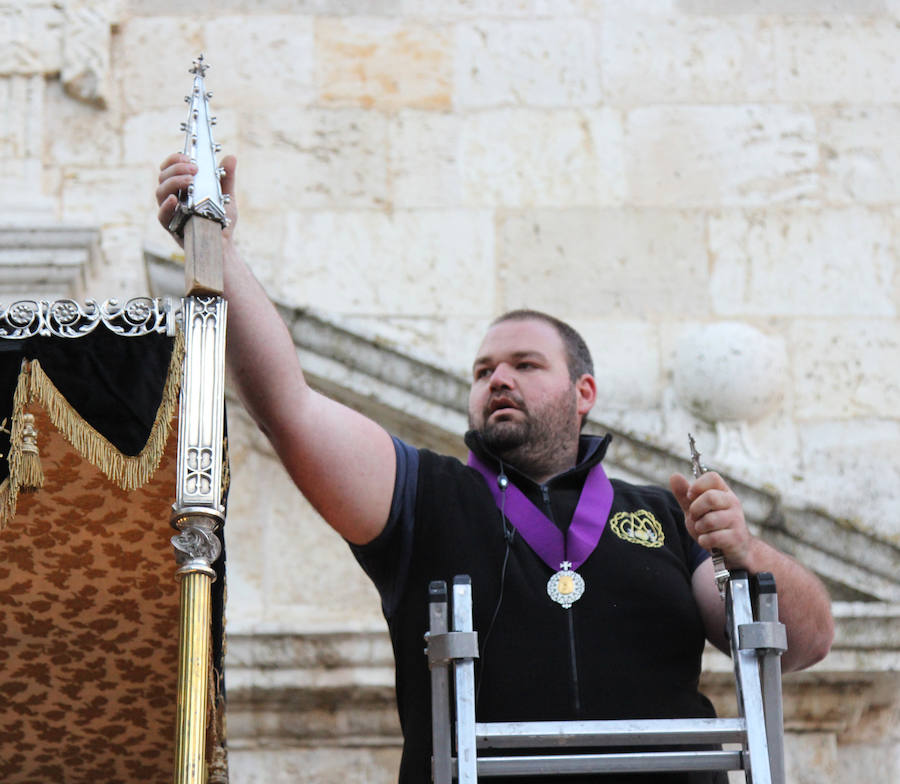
[0,1,115,105]
[61,1,114,108]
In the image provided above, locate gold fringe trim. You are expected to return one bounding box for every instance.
[2,359,36,527]
[0,477,10,532]
[28,328,185,493]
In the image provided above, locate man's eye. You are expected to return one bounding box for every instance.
[517,362,536,370]
[475,368,492,379]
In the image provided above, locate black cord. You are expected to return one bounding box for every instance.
[476,463,515,708]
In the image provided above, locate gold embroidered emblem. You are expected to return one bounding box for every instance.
[609,510,664,548]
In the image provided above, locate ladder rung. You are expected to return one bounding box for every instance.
[475,718,747,748]
[469,750,745,776]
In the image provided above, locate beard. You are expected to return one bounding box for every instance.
[471,386,580,481]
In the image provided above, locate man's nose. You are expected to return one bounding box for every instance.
[489,363,515,390]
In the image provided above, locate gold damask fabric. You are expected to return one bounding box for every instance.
[0,361,228,781]
[0,407,183,782]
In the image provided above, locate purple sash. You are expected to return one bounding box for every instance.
[467,452,614,571]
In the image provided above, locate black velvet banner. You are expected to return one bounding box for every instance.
[0,328,176,485]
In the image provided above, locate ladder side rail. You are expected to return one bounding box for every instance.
[428,581,453,784]
[729,571,773,784]
[452,576,478,784]
[475,717,747,748]
[474,750,744,777]
[753,574,786,784]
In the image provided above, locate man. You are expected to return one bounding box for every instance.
[157,154,834,783]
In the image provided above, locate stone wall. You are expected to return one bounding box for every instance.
[5,0,898,535]
[3,1,899,782]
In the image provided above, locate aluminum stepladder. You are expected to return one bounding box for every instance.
[426,572,787,783]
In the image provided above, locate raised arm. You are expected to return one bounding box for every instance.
[670,471,834,672]
[157,153,396,545]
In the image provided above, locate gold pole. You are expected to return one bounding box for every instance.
[174,563,215,784]
[170,291,226,784]
[169,55,229,784]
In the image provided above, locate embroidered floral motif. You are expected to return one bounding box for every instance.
[609,509,665,548]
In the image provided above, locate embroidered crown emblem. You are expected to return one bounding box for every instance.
[609,509,664,548]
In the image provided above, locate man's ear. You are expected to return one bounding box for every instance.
[575,374,597,419]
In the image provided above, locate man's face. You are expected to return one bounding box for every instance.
[468,319,581,470]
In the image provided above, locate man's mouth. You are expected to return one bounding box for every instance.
[488,396,522,416]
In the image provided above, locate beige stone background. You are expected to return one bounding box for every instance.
[3,1,900,782]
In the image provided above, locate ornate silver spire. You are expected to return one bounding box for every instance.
[168,54,229,236]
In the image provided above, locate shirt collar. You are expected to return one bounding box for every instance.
[463,429,612,489]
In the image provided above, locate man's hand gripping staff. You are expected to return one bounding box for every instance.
[669,436,755,598]
[689,434,731,599]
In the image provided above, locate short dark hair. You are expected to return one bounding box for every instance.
[490,309,594,382]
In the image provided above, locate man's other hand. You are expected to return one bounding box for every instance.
[670,471,753,569]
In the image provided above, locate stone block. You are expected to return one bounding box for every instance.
[679,0,887,12]
[495,208,708,319]
[460,108,625,207]
[336,314,488,379]
[818,105,900,205]
[60,164,155,226]
[128,0,403,13]
[601,10,775,103]
[532,0,605,15]
[315,18,452,110]
[604,0,679,12]
[708,208,896,317]
[120,108,186,168]
[625,105,818,207]
[44,80,122,166]
[454,19,599,108]
[140,211,181,269]
[401,0,534,17]
[790,320,900,420]
[203,15,315,109]
[221,403,386,633]
[265,484,384,630]
[737,407,801,482]
[94,223,152,299]
[775,18,900,103]
[388,110,464,208]
[272,209,494,317]
[0,2,64,75]
[216,411,272,631]
[234,209,289,276]
[237,107,388,209]
[228,748,401,784]
[0,224,97,300]
[0,75,45,159]
[0,158,56,218]
[836,739,900,783]
[795,420,900,542]
[113,17,203,113]
[783,732,838,784]
[574,319,662,411]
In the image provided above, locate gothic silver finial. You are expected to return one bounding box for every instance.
[190,53,210,78]
[168,54,227,237]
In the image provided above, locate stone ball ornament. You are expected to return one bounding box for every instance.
[673,322,788,425]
